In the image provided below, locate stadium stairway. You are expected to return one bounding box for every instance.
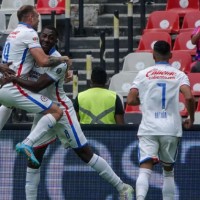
[60,0,166,98]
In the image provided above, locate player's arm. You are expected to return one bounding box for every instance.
[30,47,71,68]
[127,88,140,106]
[2,73,54,93]
[180,84,195,129]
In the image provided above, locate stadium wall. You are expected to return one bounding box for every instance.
[1,124,200,200]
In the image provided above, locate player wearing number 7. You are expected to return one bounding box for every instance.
[127,40,195,200]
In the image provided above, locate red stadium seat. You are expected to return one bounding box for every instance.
[166,0,200,18]
[136,32,172,53]
[169,51,192,74]
[187,73,200,97]
[125,104,141,113]
[36,0,65,14]
[143,11,180,34]
[124,104,142,124]
[179,93,188,117]
[172,32,196,56]
[180,11,200,33]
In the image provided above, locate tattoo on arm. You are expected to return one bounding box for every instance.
[46,56,63,67]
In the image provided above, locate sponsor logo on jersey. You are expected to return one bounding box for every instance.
[146,69,176,79]
[41,95,49,102]
[8,31,20,38]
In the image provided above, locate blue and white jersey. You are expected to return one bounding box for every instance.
[2,23,41,77]
[131,63,190,137]
[29,48,73,110]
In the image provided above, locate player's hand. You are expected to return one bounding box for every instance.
[61,56,72,68]
[64,70,73,83]
[0,62,16,77]
[183,118,194,129]
[0,73,16,88]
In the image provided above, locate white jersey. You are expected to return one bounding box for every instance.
[29,48,72,109]
[29,48,87,149]
[131,63,190,137]
[2,23,41,77]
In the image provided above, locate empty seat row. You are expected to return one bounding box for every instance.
[144,10,200,34]
[122,51,192,74]
[0,0,65,15]
[136,31,196,57]
[166,0,199,18]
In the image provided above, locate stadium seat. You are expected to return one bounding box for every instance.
[109,71,138,97]
[169,51,192,74]
[124,104,142,124]
[180,11,200,33]
[179,93,188,117]
[172,32,196,56]
[0,0,34,14]
[36,0,65,14]
[122,52,154,72]
[0,12,7,34]
[6,12,42,34]
[136,32,172,53]
[143,11,180,34]
[187,73,200,97]
[166,0,200,18]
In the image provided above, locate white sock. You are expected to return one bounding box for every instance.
[23,114,56,146]
[162,169,175,200]
[136,168,152,199]
[87,154,124,191]
[0,106,12,131]
[26,167,40,200]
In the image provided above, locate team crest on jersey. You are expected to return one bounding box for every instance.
[40,95,48,102]
[56,68,62,74]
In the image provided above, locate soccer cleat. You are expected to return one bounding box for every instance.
[119,184,134,200]
[16,143,40,167]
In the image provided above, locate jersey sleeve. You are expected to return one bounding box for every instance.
[23,30,41,49]
[179,72,190,87]
[45,63,67,82]
[130,72,141,90]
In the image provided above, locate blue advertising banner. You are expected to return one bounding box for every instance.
[0,125,200,200]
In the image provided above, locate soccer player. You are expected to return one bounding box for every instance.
[127,40,195,200]
[2,25,134,200]
[0,5,71,165]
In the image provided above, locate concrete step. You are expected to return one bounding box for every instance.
[74,25,142,37]
[97,13,148,26]
[69,36,140,49]
[102,3,166,14]
[71,58,125,71]
[69,48,128,59]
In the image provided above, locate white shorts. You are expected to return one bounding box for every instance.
[32,105,87,149]
[0,83,52,113]
[138,135,180,166]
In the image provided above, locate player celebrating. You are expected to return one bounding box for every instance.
[0,5,71,165]
[2,25,134,200]
[127,40,195,200]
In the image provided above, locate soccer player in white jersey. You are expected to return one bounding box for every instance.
[127,40,195,200]
[0,5,72,166]
[2,25,134,200]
